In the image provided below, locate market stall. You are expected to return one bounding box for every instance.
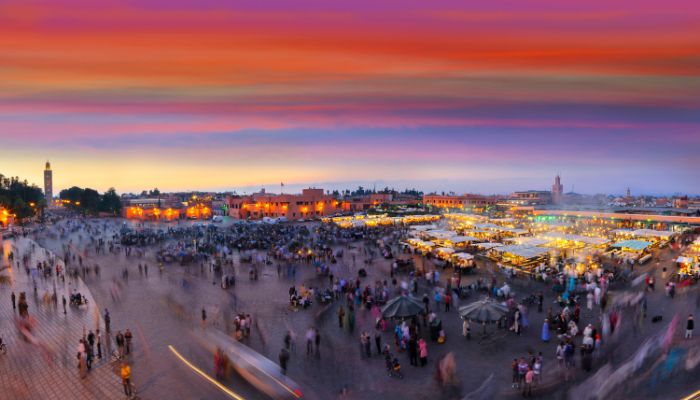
[440,235,479,248]
[611,239,652,263]
[490,245,549,268]
[473,242,503,251]
[407,238,436,254]
[676,255,699,281]
[452,252,475,269]
[435,247,456,260]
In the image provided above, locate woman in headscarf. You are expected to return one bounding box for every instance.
[541,319,550,342]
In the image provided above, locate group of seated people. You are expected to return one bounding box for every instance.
[70,291,88,306]
[289,285,313,309]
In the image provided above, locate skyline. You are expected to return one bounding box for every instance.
[5,164,698,198]
[1,0,699,194]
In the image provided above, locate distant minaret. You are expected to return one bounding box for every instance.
[551,174,564,204]
[44,161,53,208]
[626,187,631,198]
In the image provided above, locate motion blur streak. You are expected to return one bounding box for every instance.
[681,389,700,400]
[168,344,246,400]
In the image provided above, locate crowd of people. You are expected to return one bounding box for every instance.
[3,214,699,400]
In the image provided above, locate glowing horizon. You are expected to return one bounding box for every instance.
[1,0,699,195]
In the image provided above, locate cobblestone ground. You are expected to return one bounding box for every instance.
[4,219,698,400]
[0,238,123,400]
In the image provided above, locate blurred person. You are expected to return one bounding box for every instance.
[279,348,290,375]
[124,329,133,354]
[121,362,133,398]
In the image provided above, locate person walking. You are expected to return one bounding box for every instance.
[337,306,345,329]
[87,330,95,354]
[523,367,534,397]
[418,338,428,367]
[116,331,125,359]
[541,319,550,343]
[463,319,471,340]
[284,331,292,350]
[362,331,371,357]
[124,329,133,355]
[121,362,133,398]
[201,308,207,327]
[11,292,16,310]
[104,308,111,332]
[374,328,382,355]
[62,295,67,314]
[533,357,542,385]
[314,328,321,358]
[279,348,290,375]
[686,314,694,339]
[96,329,102,359]
[408,337,418,366]
[306,328,315,355]
[511,359,519,388]
[86,342,94,371]
[77,339,87,379]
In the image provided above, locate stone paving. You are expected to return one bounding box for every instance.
[0,238,123,400]
[3,219,698,400]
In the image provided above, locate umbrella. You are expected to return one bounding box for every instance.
[459,298,509,337]
[381,295,425,319]
[458,298,508,323]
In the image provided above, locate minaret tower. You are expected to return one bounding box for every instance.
[44,161,53,208]
[552,174,564,204]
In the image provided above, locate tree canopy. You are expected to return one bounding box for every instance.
[0,174,45,221]
[59,186,122,215]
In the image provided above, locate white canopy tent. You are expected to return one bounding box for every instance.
[447,235,479,244]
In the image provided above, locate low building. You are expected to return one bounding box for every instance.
[510,191,552,206]
[121,195,213,221]
[674,196,689,209]
[342,193,396,212]
[227,188,342,220]
[672,196,700,210]
[422,194,498,209]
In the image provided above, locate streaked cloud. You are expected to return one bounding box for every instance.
[0,0,698,194]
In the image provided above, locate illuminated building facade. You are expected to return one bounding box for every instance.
[510,190,553,206]
[422,194,498,210]
[0,207,14,228]
[121,195,212,221]
[227,188,342,220]
[342,193,396,212]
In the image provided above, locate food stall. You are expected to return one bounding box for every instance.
[473,242,503,251]
[452,252,475,269]
[677,238,700,281]
[441,235,479,249]
[490,245,550,269]
[629,229,676,247]
[435,247,456,260]
[676,256,699,281]
[407,238,436,254]
[611,239,652,263]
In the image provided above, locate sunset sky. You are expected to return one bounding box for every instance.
[1,0,699,195]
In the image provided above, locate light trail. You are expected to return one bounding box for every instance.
[231,347,302,399]
[681,389,700,400]
[168,344,246,400]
